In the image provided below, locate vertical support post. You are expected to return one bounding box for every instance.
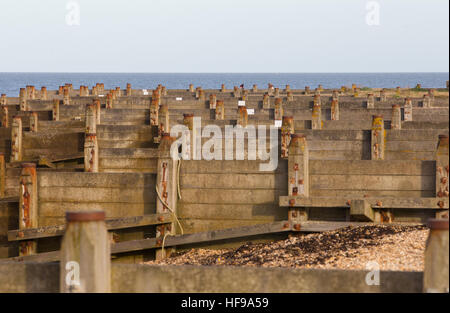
[209,94,217,109]
[106,93,113,109]
[19,163,38,256]
[380,89,387,102]
[404,98,413,122]
[238,106,248,128]
[85,103,96,134]
[371,115,385,160]
[126,83,132,96]
[367,93,375,109]
[84,133,98,172]
[0,94,6,106]
[0,153,5,198]
[150,98,159,127]
[423,219,449,293]
[183,114,196,160]
[155,134,178,260]
[312,95,322,130]
[391,105,401,130]
[215,100,224,120]
[40,87,47,100]
[19,88,27,111]
[287,91,294,102]
[63,87,70,105]
[281,116,294,159]
[262,93,270,109]
[331,99,339,121]
[52,100,60,121]
[159,104,170,138]
[1,105,8,128]
[423,94,432,108]
[11,117,22,162]
[274,98,283,121]
[436,135,449,201]
[288,134,309,223]
[60,211,111,293]
[30,112,38,132]
[94,99,101,125]
[332,90,339,101]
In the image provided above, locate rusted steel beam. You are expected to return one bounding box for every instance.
[8,213,174,241]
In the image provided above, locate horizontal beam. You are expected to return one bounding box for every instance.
[3,220,375,263]
[8,213,173,242]
[279,196,449,210]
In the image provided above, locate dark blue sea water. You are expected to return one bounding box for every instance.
[0,73,448,96]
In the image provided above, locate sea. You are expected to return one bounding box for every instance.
[0,72,448,96]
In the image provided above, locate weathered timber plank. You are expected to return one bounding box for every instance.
[8,213,173,241]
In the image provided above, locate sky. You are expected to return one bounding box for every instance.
[0,0,448,73]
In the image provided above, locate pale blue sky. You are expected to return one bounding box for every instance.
[0,0,448,72]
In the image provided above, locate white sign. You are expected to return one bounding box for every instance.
[247,109,255,115]
[274,120,282,128]
[176,97,183,101]
[238,101,246,107]
[98,95,105,97]
[142,89,149,95]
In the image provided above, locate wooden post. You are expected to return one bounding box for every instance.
[288,134,309,223]
[238,106,248,128]
[215,100,224,120]
[380,89,387,102]
[263,93,270,109]
[1,105,8,128]
[274,98,283,121]
[423,94,432,108]
[423,219,449,293]
[11,117,22,162]
[94,99,101,125]
[209,94,217,109]
[436,135,449,202]
[183,114,196,160]
[331,99,339,121]
[60,211,111,293]
[367,93,375,109]
[159,104,170,138]
[155,134,178,260]
[281,116,294,159]
[40,87,47,100]
[63,87,70,105]
[19,88,27,111]
[312,95,322,130]
[0,153,5,198]
[404,98,413,122]
[84,133,98,172]
[106,93,113,109]
[52,100,59,121]
[150,98,159,127]
[126,83,132,96]
[85,103,96,134]
[30,112,38,132]
[371,115,385,160]
[391,105,401,130]
[19,163,38,256]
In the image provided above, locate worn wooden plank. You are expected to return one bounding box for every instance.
[279,196,449,209]
[8,213,173,241]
